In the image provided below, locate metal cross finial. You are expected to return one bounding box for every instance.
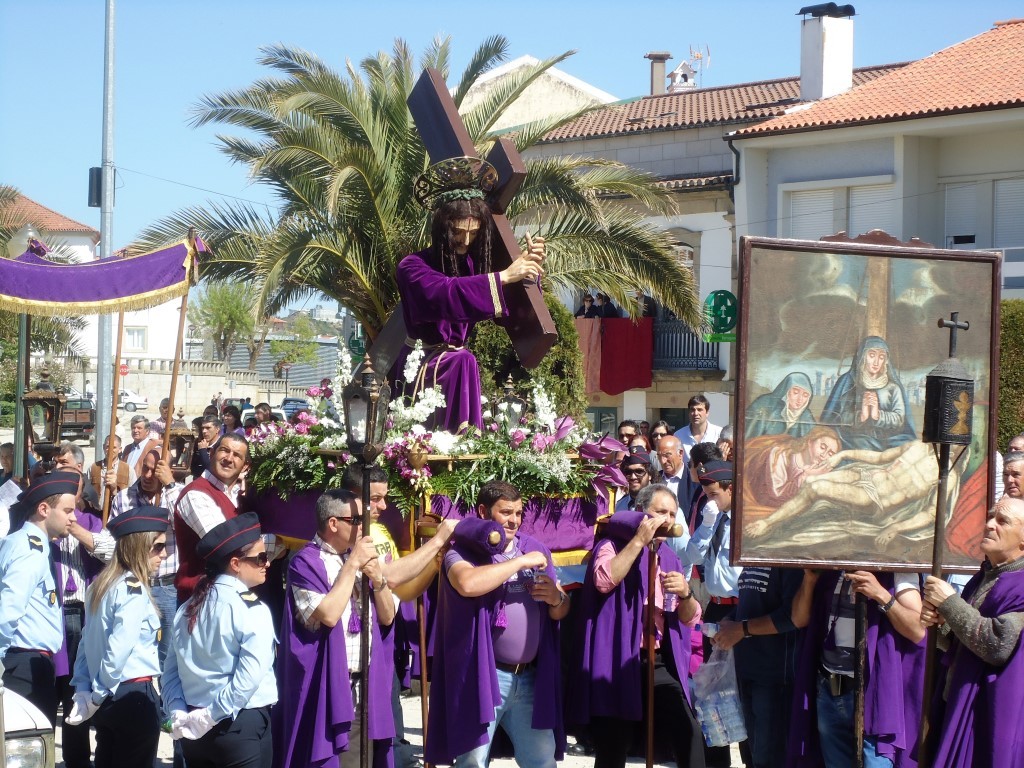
[937,312,970,358]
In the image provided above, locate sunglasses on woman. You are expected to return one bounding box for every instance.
[151,542,167,554]
[240,552,271,567]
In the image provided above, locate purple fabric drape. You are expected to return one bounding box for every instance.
[0,239,205,315]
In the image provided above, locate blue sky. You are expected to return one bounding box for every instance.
[2,0,1019,259]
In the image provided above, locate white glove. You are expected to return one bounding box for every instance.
[65,692,101,725]
[169,710,190,740]
[179,707,218,740]
[699,500,721,530]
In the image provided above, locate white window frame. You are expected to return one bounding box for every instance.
[124,326,147,352]
[778,174,895,239]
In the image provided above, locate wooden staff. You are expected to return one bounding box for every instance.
[645,540,658,768]
[854,592,867,768]
[414,512,441,767]
[101,310,125,524]
[160,290,190,462]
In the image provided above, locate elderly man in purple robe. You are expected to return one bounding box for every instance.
[427,480,568,768]
[393,157,545,434]
[568,486,705,768]
[788,566,925,767]
[920,496,1024,767]
[274,488,397,768]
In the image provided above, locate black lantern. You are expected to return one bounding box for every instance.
[342,359,392,461]
[922,314,973,445]
[167,426,197,483]
[22,378,67,466]
[499,374,528,429]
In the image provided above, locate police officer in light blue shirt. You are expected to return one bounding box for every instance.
[162,512,277,768]
[67,504,170,768]
[0,471,80,725]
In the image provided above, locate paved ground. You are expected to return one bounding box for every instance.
[54,683,743,767]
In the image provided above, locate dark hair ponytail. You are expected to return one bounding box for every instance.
[185,540,259,633]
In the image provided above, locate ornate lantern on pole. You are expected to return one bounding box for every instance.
[21,368,67,470]
[918,312,974,768]
[341,359,391,768]
[498,374,528,429]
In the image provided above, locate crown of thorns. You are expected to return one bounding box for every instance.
[413,156,499,210]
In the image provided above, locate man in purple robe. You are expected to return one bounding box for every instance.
[427,480,568,767]
[393,157,545,434]
[568,486,705,768]
[921,496,1024,768]
[788,567,925,767]
[274,488,398,768]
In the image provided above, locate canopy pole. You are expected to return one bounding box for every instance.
[102,310,125,524]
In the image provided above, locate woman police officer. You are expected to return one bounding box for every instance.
[67,505,170,767]
[162,512,277,768]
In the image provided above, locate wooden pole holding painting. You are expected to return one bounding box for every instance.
[102,310,125,525]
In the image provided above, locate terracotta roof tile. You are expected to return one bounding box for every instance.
[655,173,734,190]
[734,19,1024,137]
[6,194,99,241]
[540,64,904,143]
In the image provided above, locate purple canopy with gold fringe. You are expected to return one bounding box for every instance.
[0,237,205,316]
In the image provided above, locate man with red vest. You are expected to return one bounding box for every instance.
[173,433,251,602]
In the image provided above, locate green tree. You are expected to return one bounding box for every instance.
[190,281,256,362]
[135,36,701,343]
[999,299,1024,448]
[269,314,319,370]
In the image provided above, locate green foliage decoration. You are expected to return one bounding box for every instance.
[999,299,1024,448]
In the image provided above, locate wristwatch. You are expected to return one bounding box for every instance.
[742,619,752,639]
[878,595,897,614]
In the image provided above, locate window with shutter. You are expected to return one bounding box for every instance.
[789,189,835,240]
[944,182,977,248]
[994,179,1024,249]
[849,184,897,238]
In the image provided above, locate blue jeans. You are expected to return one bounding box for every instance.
[815,676,892,768]
[453,667,556,768]
[153,582,177,673]
[740,679,791,768]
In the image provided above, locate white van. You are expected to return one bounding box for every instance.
[1,684,56,767]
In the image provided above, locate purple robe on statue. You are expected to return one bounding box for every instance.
[426,531,564,765]
[274,541,396,768]
[567,511,694,725]
[393,249,508,434]
[930,564,1024,768]
[787,571,925,768]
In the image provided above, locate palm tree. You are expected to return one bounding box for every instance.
[135,36,701,339]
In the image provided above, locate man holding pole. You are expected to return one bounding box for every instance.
[788,567,925,767]
[274,488,396,768]
[921,496,1024,767]
[569,485,704,768]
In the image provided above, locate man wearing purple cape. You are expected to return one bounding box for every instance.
[392,156,545,434]
[788,567,925,767]
[921,496,1024,767]
[427,480,568,767]
[568,486,705,768]
[274,489,398,768]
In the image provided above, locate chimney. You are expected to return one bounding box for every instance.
[798,3,855,101]
[645,51,672,96]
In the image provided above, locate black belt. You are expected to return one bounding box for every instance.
[495,659,535,675]
[819,667,855,696]
[151,574,175,587]
[7,647,53,657]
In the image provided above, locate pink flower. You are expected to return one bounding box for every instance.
[294,422,309,435]
[488,423,500,432]
[531,434,552,452]
[322,387,333,399]
[306,386,321,398]
[510,429,526,449]
[327,461,336,469]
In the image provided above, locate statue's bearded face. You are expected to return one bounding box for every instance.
[451,218,482,255]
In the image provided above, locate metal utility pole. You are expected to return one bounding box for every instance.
[94,0,116,461]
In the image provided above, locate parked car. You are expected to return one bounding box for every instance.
[61,398,96,440]
[240,405,288,426]
[1,684,56,767]
[117,389,148,412]
[279,398,311,421]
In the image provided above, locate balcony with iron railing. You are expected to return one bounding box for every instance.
[652,319,720,370]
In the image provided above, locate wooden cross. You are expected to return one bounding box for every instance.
[938,312,969,358]
[367,68,557,375]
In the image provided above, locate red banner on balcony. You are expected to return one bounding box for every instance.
[576,318,655,395]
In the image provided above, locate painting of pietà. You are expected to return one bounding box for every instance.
[735,235,1001,571]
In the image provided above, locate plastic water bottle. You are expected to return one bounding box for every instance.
[701,622,719,638]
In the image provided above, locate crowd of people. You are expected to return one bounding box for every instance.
[0,390,1021,768]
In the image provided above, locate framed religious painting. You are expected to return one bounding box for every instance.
[733,232,1001,572]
